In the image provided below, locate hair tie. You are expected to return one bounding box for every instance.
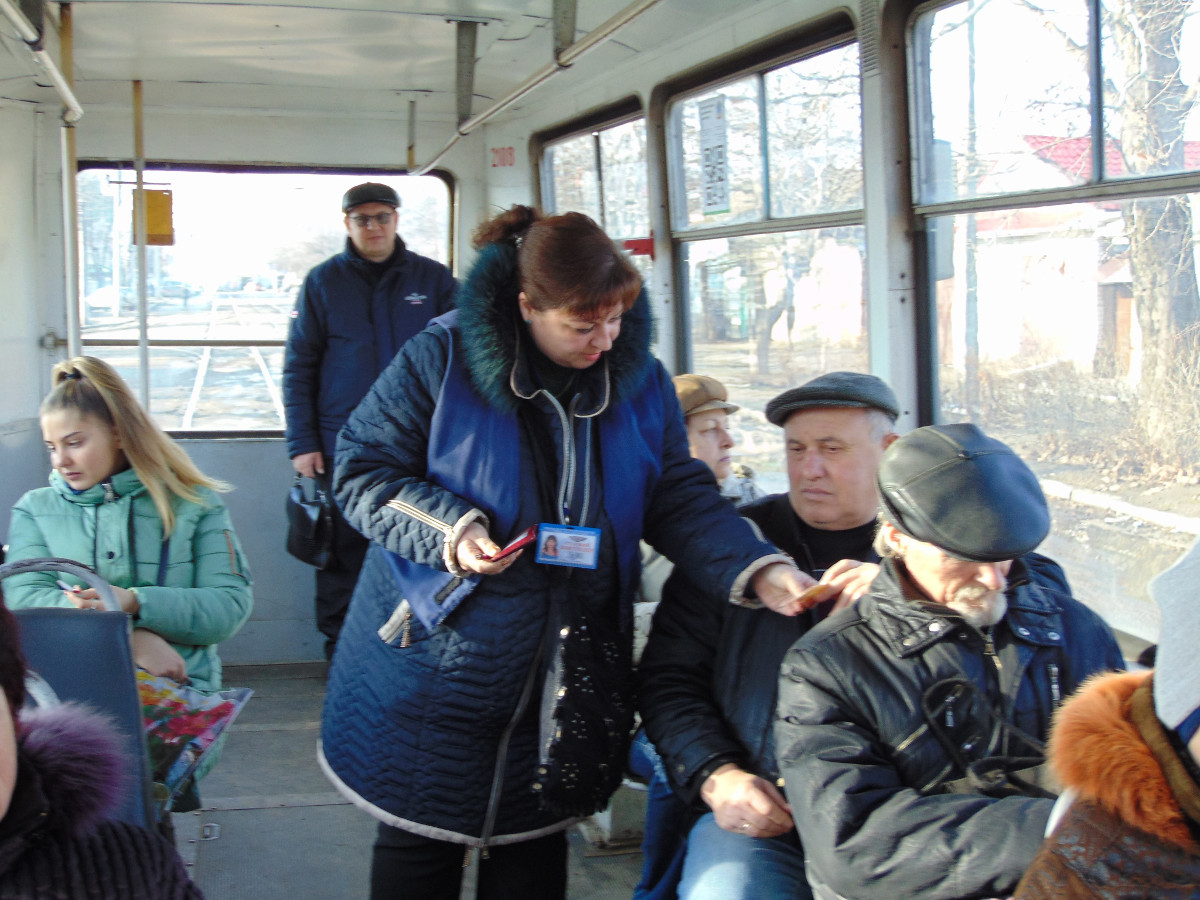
[64,370,83,381]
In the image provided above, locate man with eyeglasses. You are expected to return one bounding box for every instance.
[284,181,457,660]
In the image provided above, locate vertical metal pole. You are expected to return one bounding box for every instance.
[133,80,149,407]
[455,21,478,126]
[60,3,80,356]
[407,100,417,170]
[552,0,577,60]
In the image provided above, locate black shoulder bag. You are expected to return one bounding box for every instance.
[285,475,334,570]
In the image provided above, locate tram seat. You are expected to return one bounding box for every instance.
[0,558,158,830]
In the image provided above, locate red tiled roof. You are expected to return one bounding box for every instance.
[1025,135,1200,180]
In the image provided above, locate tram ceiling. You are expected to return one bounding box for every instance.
[0,0,737,128]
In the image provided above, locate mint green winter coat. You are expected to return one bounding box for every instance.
[5,467,253,693]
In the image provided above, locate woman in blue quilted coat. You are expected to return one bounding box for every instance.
[319,205,815,900]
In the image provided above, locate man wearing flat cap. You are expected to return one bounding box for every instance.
[284,182,457,658]
[775,423,1124,900]
[638,371,901,900]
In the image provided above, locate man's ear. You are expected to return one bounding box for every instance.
[880,520,905,556]
[881,431,900,450]
[517,291,533,321]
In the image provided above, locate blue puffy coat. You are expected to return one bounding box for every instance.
[282,237,457,458]
[319,240,783,848]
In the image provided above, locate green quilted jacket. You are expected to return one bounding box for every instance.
[5,466,253,692]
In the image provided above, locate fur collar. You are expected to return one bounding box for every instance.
[1049,669,1200,850]
[16,703,127,836]
[454,241,654,414]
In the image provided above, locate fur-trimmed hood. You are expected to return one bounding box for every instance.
[15,703,126,836]
[1049,669,1200,850]
[454,240,655,414]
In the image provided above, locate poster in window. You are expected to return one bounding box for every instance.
[699,96,730,215]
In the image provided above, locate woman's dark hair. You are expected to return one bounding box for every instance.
[472,205,641,318]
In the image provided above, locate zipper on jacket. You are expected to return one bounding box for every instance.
[377,599,413,646]
[479,626,548,853]
[982,627,1002,674]
[539,391,591,527]
[1048,663,1061,707]
[385,498,453,535]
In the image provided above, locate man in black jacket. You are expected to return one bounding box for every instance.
[775,424,1124,900]
[283,182,456,659]
[638,372,900,900]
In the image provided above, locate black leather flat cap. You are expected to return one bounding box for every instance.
[342,182,400,212]
[764,371,900,426]
[877,423,1049,562]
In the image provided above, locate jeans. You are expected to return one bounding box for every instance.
[630,729,689,900]
[370,824,568,900]
[678,813,811,900]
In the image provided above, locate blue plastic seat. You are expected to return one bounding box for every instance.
[0,557,157,830]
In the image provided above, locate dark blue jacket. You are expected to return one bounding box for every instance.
[639,493,876,804]
[776,554,1125,900]
[319,240,781,847]
[283,237,456,458]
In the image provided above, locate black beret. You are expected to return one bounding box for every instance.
[877,423,1049,562]
[765,371,899,426]
[342,182,400,213]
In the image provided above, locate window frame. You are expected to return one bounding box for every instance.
[73,162,456,437]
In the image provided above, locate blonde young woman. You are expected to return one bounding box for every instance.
[5,356,253,699]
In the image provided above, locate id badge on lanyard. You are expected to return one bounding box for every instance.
[535,523,601,569]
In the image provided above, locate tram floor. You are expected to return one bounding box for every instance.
[178,663,645,899]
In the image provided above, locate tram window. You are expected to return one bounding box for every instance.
[670,43,863,230]
[682,227,867,495]
[75,167,451,431]
[671,78,764,229]
[666,40,865,493]
[913,0,1200,203]
[913,0,1200,644]
[765,44,862,218]
[542,118,650,239]
[544,133,602,223]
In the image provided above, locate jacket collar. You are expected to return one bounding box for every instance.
[49,467,145,506]
[454,241,654,414]
[342,235,408,271]
[1051,670,1200,850]
[865,556,1066,657]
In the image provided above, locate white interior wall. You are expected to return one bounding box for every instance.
[0,106,66,537]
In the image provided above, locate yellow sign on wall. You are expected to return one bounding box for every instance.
[131,189,175,245]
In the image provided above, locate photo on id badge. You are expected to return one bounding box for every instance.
[535,524,600,569]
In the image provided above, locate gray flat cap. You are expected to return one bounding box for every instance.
[342,182,400,213]
[765,371,900,426]
[877,423,1049,562]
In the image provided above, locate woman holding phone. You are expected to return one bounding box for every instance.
[320,205,813,900]
[5,357,253,696]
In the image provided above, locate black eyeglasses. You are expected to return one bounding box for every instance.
[348,212,394,227]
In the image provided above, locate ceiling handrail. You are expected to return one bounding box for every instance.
[410,0,663,176]
[0,0,83,124]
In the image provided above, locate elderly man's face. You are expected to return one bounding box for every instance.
[784,407,895,531]
[344,201,398,263]
[882,521,1012,627]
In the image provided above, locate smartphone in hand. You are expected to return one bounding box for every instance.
[486,525,539,561]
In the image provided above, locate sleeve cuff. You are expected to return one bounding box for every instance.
[444,509,490,576]
[729,554,795,608]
